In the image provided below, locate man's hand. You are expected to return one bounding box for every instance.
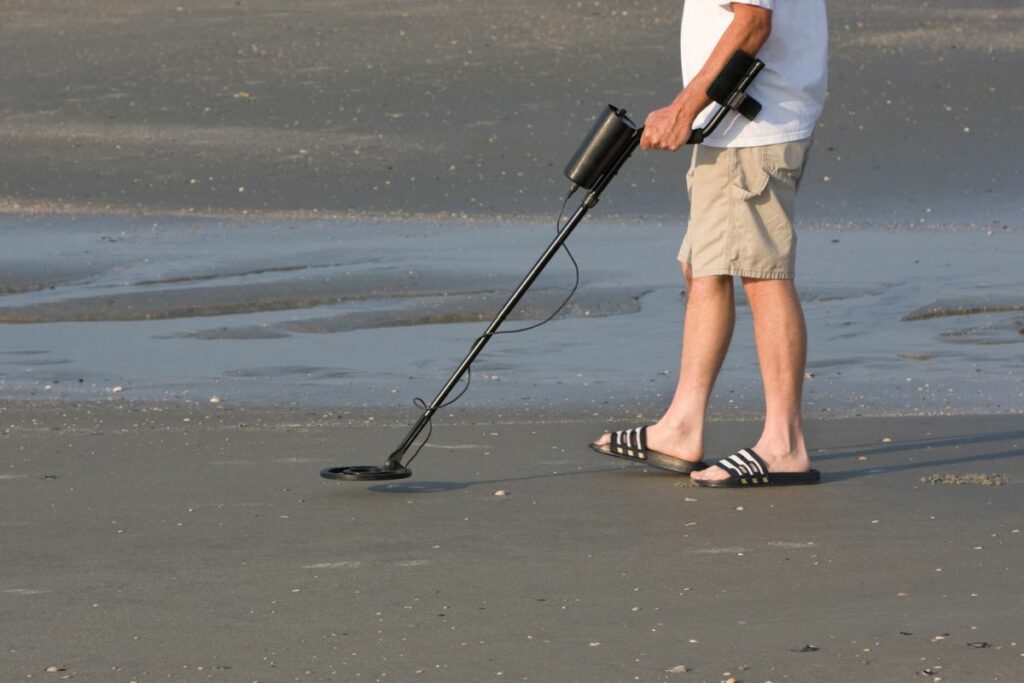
[640,104,696,152]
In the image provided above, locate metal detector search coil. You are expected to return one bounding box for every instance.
[320,464,412,481]
[321,50,765,483]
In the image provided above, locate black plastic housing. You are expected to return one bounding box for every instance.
[707,50,763,120]
[563,105,639,190]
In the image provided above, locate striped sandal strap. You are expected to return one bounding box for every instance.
[712,448,771,485]
[610,426,648,460]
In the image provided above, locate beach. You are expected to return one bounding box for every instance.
[1,1,1022,681]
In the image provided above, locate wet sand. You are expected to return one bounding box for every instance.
[0,214,1021,416]
[1,400,1022,681]
[0,1,1022,224]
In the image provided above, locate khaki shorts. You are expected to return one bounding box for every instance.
[678,137,813,279]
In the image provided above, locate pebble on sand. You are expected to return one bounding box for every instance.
[493,489,509,497]
[110,385,125,393]
[665,664,688,674]
[209,396,222,404]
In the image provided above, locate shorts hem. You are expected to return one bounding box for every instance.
[685,263,795,280]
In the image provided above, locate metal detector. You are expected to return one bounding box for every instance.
[321,50,765,482]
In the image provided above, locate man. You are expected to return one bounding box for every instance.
[591,0,828,487]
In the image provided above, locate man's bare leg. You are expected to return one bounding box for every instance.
[593,265,735,463]
[691,277,811,481]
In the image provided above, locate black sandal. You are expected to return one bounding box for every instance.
[696,448,820,488]
[589,426,705,475]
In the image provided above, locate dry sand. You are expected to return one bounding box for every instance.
[0,0,1021,223]
[1,401,1023,681]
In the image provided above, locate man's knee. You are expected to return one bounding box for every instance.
[741,276,802,310]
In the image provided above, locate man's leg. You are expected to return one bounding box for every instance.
[691,277,811,481]
[593,265,735,462]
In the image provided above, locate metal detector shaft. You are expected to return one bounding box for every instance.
[384,131,644,469]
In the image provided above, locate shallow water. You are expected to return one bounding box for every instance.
[0,214,1020,417]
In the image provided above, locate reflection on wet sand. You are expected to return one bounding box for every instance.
[903,296,1024,321]
[0,215,1021,415]
[0,269,509,323]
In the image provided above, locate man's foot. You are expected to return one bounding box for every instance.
[690,441,811,484]
[591,420,703,465]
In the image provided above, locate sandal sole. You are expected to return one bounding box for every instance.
[589,442,705,475]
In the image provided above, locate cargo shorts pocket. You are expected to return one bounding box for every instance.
[729,147,772,201]
[729,141,812,200]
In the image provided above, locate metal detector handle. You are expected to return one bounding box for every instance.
[686,54,765,145]
[630,54,765,148]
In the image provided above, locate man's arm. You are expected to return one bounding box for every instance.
[641,4,771,151]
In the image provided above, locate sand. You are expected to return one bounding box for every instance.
[1,400,1023,681]
[1,2,1023,681]
[1,214,1021,415]
[0,0,1021,224]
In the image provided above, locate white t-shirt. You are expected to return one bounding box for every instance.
[681,0,828,147]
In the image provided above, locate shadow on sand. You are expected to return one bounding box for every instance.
[817,428,1024,482]
[366,464,639,494]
